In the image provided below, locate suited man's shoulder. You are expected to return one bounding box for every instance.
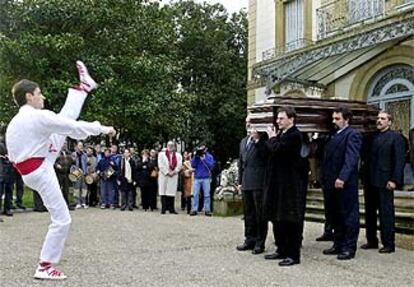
[240,135,249,143]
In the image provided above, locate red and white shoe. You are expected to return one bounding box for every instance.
[76,60,98,92]
[34,263,67,280]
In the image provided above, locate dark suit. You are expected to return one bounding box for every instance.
[136,158,152,210]
[0,155,15,214]
[322,126,362,255]
[364,129,405,249]
[119,158,137,209]
[238,134,268,249]
[264,126,306,261]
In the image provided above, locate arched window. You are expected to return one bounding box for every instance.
[368,64,414,186]
[368,64,414,134]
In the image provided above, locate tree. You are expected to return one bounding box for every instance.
[173,0,248,161]
[0,0,248,162]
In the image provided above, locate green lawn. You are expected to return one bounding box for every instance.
[20,187,75,209]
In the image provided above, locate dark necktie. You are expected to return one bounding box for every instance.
[246,138,253,151]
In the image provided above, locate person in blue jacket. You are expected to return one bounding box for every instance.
[190,144,215,216]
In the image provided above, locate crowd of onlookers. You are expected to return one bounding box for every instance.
[0,137,222,222]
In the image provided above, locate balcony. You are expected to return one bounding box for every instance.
[317,0,414,40]
[261,38,314,61]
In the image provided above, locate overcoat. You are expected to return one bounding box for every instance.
[158,149,182,196]
[263,125,304,222]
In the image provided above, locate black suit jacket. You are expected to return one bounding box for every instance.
[120,158,137,186]
[238,134,267,191]
[263,125,303,222]
[322,126,362,190]
[368,129,405,188]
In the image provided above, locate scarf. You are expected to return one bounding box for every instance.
[165,149,177,171]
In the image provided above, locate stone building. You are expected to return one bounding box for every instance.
[247,0,414,185]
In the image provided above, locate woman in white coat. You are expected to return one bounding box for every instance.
[158,141,182,214]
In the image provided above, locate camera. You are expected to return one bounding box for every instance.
[195,145,206,157]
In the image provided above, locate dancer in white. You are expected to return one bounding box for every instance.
[6,61,115,280]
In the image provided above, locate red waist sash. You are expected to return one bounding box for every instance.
[13,157,45,175]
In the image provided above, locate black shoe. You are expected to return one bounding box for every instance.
[323,247,341,255]
[264,252,285,260]
[360,243,378,250]
[316,233,334,241]
[205,212,212,217]
[379,246,395,254]
[3,210,13,217]
[337,251,355,260]
[278,257,299,266]
[34,208,47,212]
[189,211,198,216]
[236,243,254,251]
[252,247,264,255]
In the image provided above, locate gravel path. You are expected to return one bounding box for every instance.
[0,208,413,287]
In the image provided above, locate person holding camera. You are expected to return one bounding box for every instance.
[190,144,215,216]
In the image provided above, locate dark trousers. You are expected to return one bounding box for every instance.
[141,185,152,210]
[364,186,395,248]
[326,187,360,254]
[132,186,137,207]
[112,178,119,205]
[184,197,191,214]
[58,176,70,206]
[242,189,268,248]
[150,181,158,209]
[120,182,134,209]
[322,188,334,236]
[181,191,186,210]
[14,173,24,206]
[87,183,98,207]
[274,221,302,261]
[161,195,176,213]
[210,183,215,212]
[0,181,13,212]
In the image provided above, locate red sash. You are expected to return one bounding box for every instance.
[13,157,45,175]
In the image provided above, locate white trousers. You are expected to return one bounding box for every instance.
[22,88,87,263]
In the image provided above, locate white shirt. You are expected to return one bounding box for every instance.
[6,103,110,163]
[125,158,132,183]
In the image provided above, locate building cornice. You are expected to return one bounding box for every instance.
[253,9,414,93]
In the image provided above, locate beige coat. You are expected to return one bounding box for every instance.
[158,150,182,196]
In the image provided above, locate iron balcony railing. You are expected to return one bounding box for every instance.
[317,0,414,40]
[261,38,314,61]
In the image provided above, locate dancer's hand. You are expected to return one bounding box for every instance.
[104,126,116,137]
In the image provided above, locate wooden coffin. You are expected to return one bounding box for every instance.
[248,96,379,133]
